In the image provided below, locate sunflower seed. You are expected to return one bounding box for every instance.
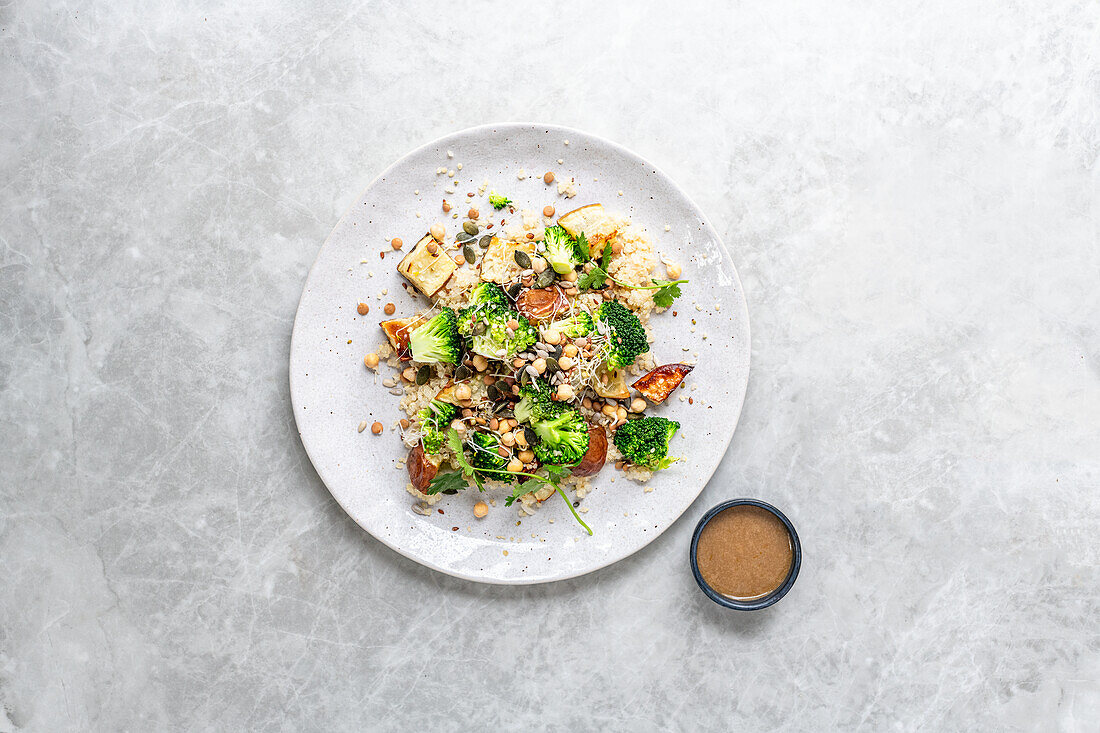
[463,221,479,236]
[479,234,493,249]
[416,365,431,385]
[357,421,368,433]
[513,250,532,269]
[524,365,540,380]
[463,245,476,264]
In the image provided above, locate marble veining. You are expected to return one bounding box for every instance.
[2,1,1098,731]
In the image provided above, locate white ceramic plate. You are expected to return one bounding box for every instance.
[290,123,749,584]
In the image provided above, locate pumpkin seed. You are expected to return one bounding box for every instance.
[442,488,459,495]
[534,269,555,288]
[455,365,472,381]
[544,357,559,374]
[463,245,476,264]
[524,427,537,445]
[513,250,532,269]
[415,365,431,385]
[478,234,493,249]
[463,221,479,236]
[507,283,522,299]
[456,231,474,243]
[487,383,500,401]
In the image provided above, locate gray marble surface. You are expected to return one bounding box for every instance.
[2,1,1099,731]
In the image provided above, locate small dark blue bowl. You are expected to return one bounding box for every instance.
[689,498,802,611]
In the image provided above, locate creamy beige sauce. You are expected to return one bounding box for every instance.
[696,505,793,600]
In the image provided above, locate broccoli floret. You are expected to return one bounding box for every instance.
[462,303,537,360]
[514,380,555,425]
[542,225,581,275]
[613,416,680,470]
[469,430,509,475]
[417,400,458,453]
[489,192,512,210]
[549,309,595,338]
[408,307,461,364]
[469,282,508,307]
[530,405,591,467]
[596,300,649,369]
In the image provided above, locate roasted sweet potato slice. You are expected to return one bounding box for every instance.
[379,315,425,361]
[407,444,438,494]
[571,425,608,477]
[517,286,568,321]
[632,363,694,404]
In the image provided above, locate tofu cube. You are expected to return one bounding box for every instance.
[397,234,456,297]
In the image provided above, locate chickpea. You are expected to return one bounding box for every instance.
[514,430,528,447]
[390,237,403,250]
[562,344,578,358]
[582,397,593,409]
[357,302,369,315]
[402,367,416,382]
[426,242,439,254]
[543,171,555,184]
[601,404,617,418]
[533,358,547,374]
[542,328,562,345]
[363,353,379,369]
[563,270,579,283]
[468,207,479,219]
[472,354,488,371]
[473,501,489,518]
[370,422,383,434]
[666,262,682,280]
[531,257,547,274]
[506,458,523,473]
[430,223,446,241]
[518,450,535,463]
[543,205,555,218]
[497,446,510,457]
[454,383,472,401]
[384,302,396,315]
[611,241,623,255]
[630,397,647,413]
[616,406,628,422]
[451,419,466,434]
[556,384,575,401]
[557,356,575,371]
[399,418,410,429]
[501,431,516,447]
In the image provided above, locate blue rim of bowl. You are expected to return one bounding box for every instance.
[689,499,802,610]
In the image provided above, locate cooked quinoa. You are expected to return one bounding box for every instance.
[368,197,691,533]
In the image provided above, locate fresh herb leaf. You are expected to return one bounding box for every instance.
[573,232,590,261]
[651,280,683,308]
[576,243,613,291]
[504,479,541,507]
[426,471,469,495]
[488,192,512,210]
[445,428,485,489]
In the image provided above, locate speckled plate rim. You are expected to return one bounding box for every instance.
[290,122,750,584]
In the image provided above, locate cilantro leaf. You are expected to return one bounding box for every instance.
[573,232,590,261]
[577,243,613,290]
[505,478,542,507]
[651,280,683,308]
[426,471,469,495]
